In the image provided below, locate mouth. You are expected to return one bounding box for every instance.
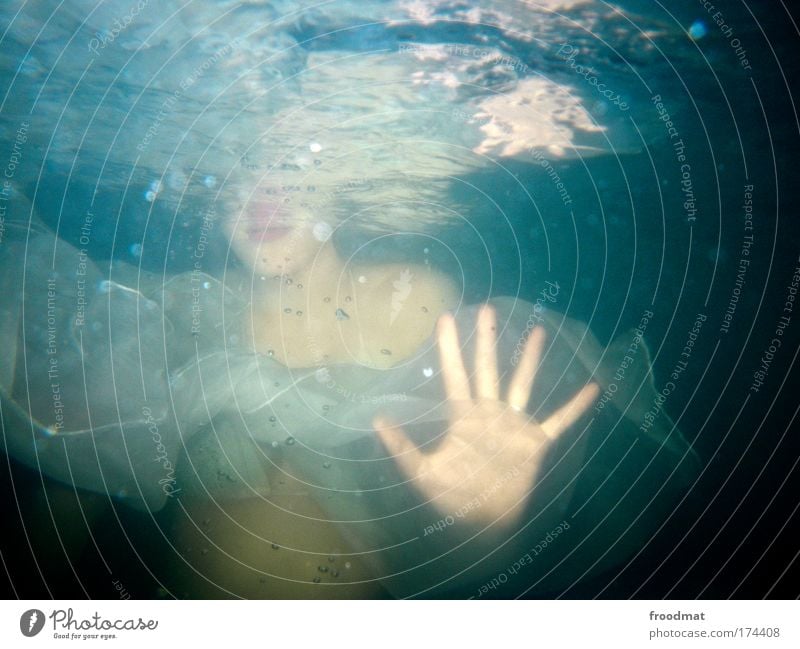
[242,201,293,242]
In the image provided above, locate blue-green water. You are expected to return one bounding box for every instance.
[0,1,798,599]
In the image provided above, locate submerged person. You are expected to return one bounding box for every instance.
[0,2,702,599]
[167,183,701,597]
[0,179,700,598]
[166,193,602,597]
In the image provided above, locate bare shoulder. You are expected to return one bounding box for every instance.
[362,262,458,318]
[354,262,459,365]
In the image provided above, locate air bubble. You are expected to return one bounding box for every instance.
[688,20,708,40]
[129,243,143,257]
[285,437,295,446]
[323,461,331,469]
[203,175,217,188]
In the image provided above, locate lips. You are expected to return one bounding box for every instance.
[243,200,292,242]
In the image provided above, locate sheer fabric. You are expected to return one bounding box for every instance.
[1,226,699,595]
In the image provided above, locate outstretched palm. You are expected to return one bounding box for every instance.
[374,305,599,528]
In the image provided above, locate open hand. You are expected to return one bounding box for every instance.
[373,305,599,528]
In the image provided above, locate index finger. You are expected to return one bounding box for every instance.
[506,326,546,411]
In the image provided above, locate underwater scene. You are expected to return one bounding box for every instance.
[0,0,798,600]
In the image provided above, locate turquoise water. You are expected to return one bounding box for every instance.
[1,1,798,598]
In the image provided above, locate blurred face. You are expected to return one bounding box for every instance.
[223,193,331,277]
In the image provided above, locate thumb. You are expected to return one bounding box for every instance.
[373,415,421,468]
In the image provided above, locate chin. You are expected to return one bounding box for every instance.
[251,250,305,278]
